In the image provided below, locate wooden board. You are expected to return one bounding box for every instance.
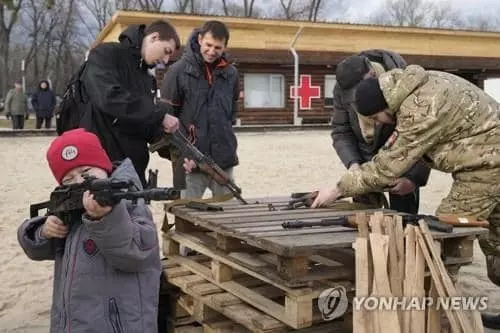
[168,196,488,258]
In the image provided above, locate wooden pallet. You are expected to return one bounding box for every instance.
[166,259,352,333]
[163,253,353,330]
[165,197,487,287]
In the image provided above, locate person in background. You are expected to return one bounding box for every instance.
[32,79,56,129]
[5,81,28,130]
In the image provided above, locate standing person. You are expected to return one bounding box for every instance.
[78,20,181,186]
[331,50,430,213]
[160,20,240,199]
[4,81,28,130]
[312,64,500,293]
[32,80,56,129]
[17,128,162,333]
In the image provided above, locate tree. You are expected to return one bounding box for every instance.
[0,0,24,96]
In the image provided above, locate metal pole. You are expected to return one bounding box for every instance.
[289,25,304,126]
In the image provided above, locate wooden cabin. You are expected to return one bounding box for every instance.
[94,10,500,125]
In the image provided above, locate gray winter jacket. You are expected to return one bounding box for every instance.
[17,159,161,333]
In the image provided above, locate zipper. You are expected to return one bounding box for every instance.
[109,298,124,333]
[60,227,73,331]
[65,226,81,333]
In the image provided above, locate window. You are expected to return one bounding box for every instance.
[324,75,336,108]
[244,74,285,108]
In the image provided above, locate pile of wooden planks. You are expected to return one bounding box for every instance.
[352,211,485,333]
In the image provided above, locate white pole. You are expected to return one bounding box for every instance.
[21,59,26,93]
[289,26,304,126]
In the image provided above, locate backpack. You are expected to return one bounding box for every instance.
[54,62,88,135]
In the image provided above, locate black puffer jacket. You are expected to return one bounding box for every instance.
[79,24,167,186]
[331,49,431,187]
[160,29,240,170]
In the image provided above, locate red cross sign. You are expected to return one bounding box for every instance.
[289,74,321,110]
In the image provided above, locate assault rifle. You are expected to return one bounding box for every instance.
[282,214,455,233]
[149,131,248,205]
[30,173,181,225]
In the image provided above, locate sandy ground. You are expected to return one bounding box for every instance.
[0,130,499,332]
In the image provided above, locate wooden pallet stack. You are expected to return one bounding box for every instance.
[159,197,488,333]
[352,211,485,333]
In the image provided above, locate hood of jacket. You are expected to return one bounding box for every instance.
[378,64,428,116]
[38,79,50,91]
[110,158,144,191]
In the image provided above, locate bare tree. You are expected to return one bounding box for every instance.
[220,0,262,17]
[137,0,164,11]
[173,0,190,12]
[0,0,24,96]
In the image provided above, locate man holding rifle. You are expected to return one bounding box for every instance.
[159,20,240,199]
[311,65,500,295]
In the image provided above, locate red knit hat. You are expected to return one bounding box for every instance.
[46,128,113,184]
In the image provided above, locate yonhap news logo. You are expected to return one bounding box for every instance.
[317,286,349,321]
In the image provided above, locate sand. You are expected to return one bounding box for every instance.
[0,130,498,332]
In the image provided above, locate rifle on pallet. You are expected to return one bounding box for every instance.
[149,130,248,205]
[282,214,454,233]
[29,172,181,225]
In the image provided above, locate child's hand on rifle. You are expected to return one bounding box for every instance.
[183,158,197,174]
[42,216,69,239]
[83,191,112,220]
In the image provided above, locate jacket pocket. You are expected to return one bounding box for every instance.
[109,298,125,333]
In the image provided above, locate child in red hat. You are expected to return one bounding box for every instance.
[17,128,161,333]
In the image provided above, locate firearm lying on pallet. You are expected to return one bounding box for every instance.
[282,213,489,232]
[30,173,181,225]
[149,130,248,205]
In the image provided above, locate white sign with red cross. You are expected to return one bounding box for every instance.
[289,74,321,110]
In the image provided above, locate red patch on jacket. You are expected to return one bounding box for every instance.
[383,131,399,150]
[83,239,98,256]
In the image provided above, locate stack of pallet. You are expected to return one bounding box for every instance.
[160,197,487,333]
[352,211,484,333]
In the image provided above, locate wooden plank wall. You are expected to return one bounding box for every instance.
[154,63,334,125]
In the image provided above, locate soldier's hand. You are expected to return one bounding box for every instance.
[311,187,342,208]
[183,158,197,173]
[388,178,416,196]
[83,190,112,220]
[162,114,179,133]
[41,216,69,239]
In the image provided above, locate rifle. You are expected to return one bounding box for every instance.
[30,174,181,225]
[282,214,455,233]
[149,131,248,205]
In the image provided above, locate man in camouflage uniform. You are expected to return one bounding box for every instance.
[312,64,500,290]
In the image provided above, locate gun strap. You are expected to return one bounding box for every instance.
[161,193,234,232]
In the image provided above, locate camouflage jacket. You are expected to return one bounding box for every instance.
[338,64,500,197]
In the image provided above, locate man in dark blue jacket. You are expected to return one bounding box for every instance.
[32,80,56,129]
[160,20,240,199]
[331,49,431,214]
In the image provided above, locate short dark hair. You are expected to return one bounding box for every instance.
[144,20,181,50]
[200,20,230,46]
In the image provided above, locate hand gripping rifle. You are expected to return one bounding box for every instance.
[149,131,248,205]
[29,173,181,225]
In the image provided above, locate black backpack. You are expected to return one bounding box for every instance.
[54,62,87,135]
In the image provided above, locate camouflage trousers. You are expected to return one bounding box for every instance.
[435,168,500,287]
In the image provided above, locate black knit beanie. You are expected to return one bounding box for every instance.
[355,77,388,116]
[335,55,371,90]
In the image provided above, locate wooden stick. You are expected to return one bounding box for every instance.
[418,221,475,333]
